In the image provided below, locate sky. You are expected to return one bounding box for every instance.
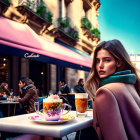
[97,0,140,55]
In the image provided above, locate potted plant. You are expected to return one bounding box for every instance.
[35,5,53,23]
[57,17,70,30]
[47,11,53,23]
[90,28,100,38]
[81,17,92,30]
[35,5,46,18]
[67,26,79,40]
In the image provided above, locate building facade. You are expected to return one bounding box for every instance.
[0,0,101,95]
[130,54,140,77]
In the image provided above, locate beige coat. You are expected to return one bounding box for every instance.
[93,83,140,140]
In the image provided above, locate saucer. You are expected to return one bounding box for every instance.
[28,115,75,124]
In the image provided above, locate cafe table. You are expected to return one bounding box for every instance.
[0,100,19,116]
[0,111,93,139]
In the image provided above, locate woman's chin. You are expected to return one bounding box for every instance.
[99,75,107,79]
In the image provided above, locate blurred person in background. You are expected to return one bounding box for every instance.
[74,78,85,93]
[0,82,10,97]
[59,79,70,94]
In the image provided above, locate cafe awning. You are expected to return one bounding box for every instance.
[0,17,92,71]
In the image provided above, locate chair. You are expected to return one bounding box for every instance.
[38,96,47,109]
[0,111,3,118]
[59,94,76,110]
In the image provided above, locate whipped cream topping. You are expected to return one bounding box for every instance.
[43,94,62,103]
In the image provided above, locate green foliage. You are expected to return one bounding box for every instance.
[20,0,53,23]
[81,17,92,30]
[90,28,100,38]
[2,0,10,5]
[68,27,79,39]
[26,0,35,10]
[57,17,79,39]
[35,5,53,23]
[35,5,46,18]
[47,11,53,23]
[58,17,70,28]
[81,17,100,38]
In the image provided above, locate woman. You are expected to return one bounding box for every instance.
[85,39,140,140]
[0,82,10,97]
[18,77,38,114]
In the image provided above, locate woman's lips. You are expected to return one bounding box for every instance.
[99,71,105,75]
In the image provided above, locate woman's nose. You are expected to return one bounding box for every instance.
[99,61,104,68]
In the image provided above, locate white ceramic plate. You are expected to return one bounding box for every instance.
[28,115,75,124]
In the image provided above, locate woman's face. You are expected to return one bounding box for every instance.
[95,49,121,78]
[18,80,25,88]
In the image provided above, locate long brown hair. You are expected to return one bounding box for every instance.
[85,39,140,99]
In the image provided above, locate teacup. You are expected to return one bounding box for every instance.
[35,95,71,121]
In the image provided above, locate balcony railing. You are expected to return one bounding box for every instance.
[81,17,100,41]
[16,5,52,35]
[57,17,79,41]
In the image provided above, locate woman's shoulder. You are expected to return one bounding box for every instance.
[26,85,37,93]
[97,83,134,93]
[95,83,138,103]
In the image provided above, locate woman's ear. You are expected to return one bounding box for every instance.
[116,60,122,68]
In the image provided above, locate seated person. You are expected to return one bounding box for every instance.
[17,77,38,114]
[74,78,85,93]
[0,82,10,97]
[85,40,140,140]
[59,79,70,94]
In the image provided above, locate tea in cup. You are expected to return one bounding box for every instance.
[35,94,71,121]
[75,93,88,117]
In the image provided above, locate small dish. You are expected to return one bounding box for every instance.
[28,115,75,124]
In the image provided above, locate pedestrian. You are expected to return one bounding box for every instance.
[17,77,38,114]
[74,78,85,93]
[85,39,140,140]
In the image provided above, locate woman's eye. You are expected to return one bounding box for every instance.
[105,59,111,62]
[96,59,100,63]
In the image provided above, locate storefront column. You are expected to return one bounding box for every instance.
[20,58,29,78]
[67,0,82,32]
[12,56,19,95]
[50,64,57,94]
[65,68,78,90]
[77,70,85,81]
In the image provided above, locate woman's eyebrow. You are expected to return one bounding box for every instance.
[96,56,111,59]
